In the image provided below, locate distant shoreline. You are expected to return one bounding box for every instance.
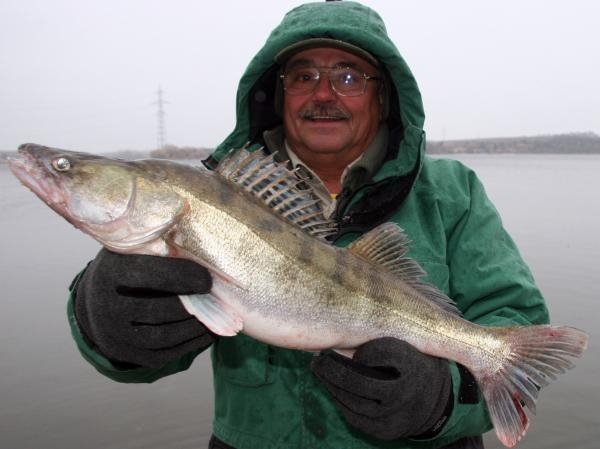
[427,132,600,155]
[2,132,600,162]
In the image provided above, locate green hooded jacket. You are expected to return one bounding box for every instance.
[67,2,549,448]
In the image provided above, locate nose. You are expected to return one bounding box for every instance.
[312,74,336,100]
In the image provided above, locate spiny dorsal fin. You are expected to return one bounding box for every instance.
[216,147,337,240]
[347,223,461,315]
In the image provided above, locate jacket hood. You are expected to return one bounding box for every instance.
[209,1,427,237]
[213,1,425,162]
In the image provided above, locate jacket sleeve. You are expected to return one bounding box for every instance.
[66,269,204,383]
[447,166,549,327]
[418,162,550,444]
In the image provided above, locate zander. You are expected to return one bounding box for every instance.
[9,143,588,447]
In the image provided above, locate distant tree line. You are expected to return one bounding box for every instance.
[427,132,600,154]
[150,144,213,159]
[2,133,600,163]
[150,133,600,158]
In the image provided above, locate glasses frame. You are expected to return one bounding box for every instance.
[280,66,381,97]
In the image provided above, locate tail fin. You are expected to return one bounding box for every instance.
[477,325,588,447]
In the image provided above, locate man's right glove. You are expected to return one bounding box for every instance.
[311,337,453,440]
[73,248,215,369]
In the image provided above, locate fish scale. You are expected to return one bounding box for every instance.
[9,143,588,448]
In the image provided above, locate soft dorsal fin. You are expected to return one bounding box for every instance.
[347,223,461,315]
[216,147,337,240]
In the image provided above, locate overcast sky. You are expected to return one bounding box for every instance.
[1,0,598,153]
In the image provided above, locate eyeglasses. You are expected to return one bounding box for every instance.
[280,66,381,97]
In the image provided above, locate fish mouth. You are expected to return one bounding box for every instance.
[9,145,68,215]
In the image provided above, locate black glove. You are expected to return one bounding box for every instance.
[311,337,453,440]
[73,248,215,369]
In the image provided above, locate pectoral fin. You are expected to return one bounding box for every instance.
[179,293,243,336]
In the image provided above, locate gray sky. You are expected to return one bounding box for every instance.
[1,0,598,153]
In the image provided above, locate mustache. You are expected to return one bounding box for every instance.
[298,105,350,120]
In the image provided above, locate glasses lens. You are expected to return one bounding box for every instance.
[330,68,365,96]
[283,67,319,95]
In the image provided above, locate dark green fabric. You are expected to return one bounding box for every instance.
[66,1,550,448]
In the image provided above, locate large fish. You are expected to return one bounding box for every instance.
[9,143,587,447]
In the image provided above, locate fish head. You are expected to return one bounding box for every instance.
[9,143,187,253]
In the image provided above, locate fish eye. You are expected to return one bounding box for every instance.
[52,157,71,172]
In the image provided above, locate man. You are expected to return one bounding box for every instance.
[68,2,549,448]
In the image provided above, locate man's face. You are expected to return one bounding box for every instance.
[282,47,382,162]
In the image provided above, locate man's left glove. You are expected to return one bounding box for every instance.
[311,337,453,440]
